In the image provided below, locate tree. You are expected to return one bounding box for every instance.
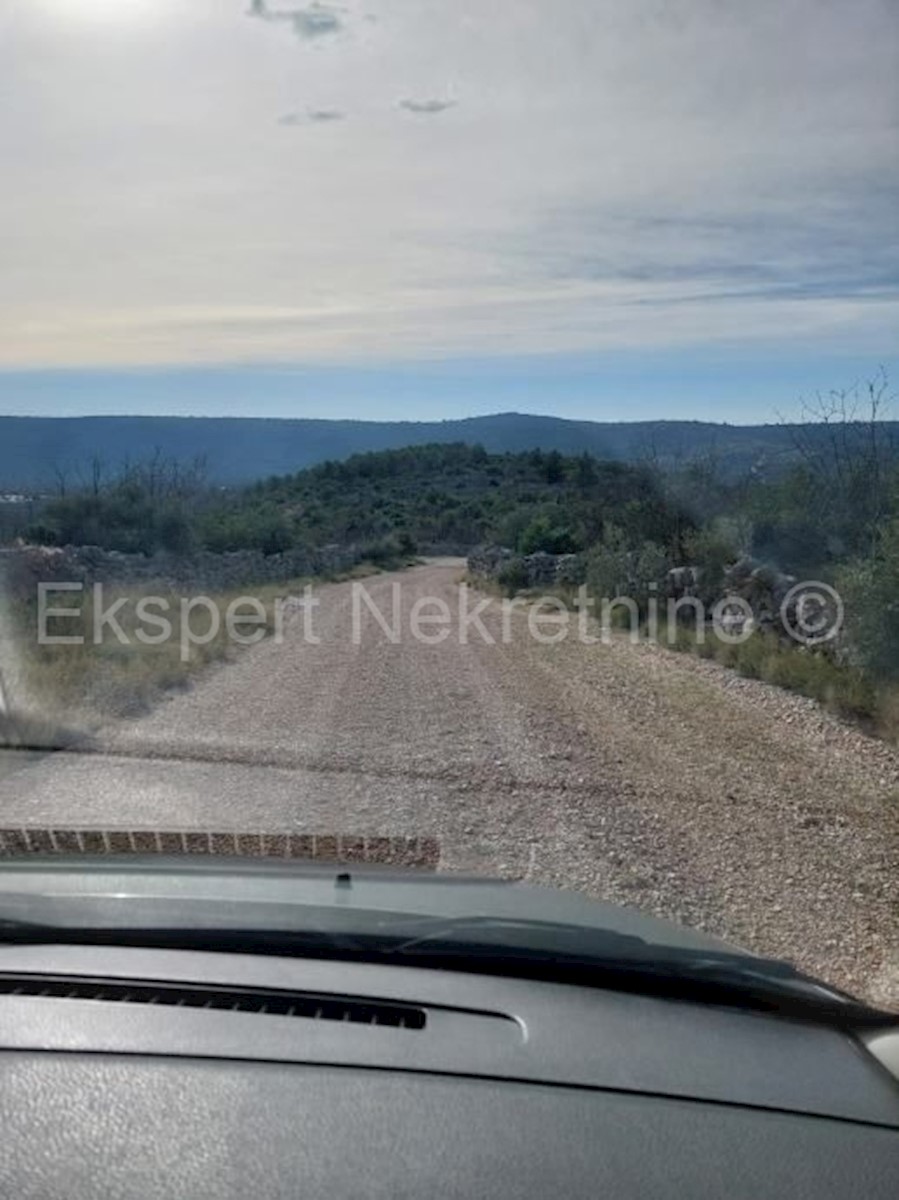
[575,453,598,489]
[780,369,895,562]
[518,513,578,555]
[542,450,565,485]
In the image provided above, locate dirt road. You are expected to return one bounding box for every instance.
[1,561,897,1004]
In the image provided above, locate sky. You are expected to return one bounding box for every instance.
[0,0,896,423]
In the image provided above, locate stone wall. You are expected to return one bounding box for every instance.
[467,545,586,588]
[470,545,839,649]
[0,542,361,601]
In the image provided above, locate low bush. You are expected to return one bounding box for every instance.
[496,559,530,597]
[668,622,881,723]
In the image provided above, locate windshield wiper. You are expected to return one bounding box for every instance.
[372,914,886,1023]
[0,917,371,957]
[0,913,890,1027]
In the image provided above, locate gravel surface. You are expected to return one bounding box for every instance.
[1,560,896,1006]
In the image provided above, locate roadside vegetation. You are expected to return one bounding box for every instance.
[4,371,899,737]
[1,562,384,728]
[12,442,691,560]
[4,578,295,726]
[662,622,884,728]
[659,374,899,732]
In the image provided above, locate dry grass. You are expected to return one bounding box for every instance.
[663,620,899,740]
[5,568,381,726]
[486,575,899,745]
[0,710,88,751]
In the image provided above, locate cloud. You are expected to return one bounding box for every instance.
[278,109,346,125]
[5,0,898,372]
[398,98,456,115]
[248,1,343,40]
[290,5,342,39]
[517,180,899,313]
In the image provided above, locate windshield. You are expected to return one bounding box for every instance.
[0,1,897,1013]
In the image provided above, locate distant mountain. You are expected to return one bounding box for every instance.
[1,412,895,488]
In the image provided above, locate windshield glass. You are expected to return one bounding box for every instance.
[0,0,897,1012]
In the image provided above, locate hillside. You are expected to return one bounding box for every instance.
[19,443,692,561]
[232,443,691,556]
[1,412,887,488]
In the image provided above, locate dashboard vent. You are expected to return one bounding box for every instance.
[0,974,426,1030]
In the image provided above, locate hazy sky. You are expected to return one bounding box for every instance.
[1,0,896,420]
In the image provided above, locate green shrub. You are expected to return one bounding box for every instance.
[518,513,579,555]
[837,519,899,681]
[358,536,405,567]
[683,526,738,604]
[23,522,59,546]
[731,631,769,678]
[497,559,530,597]
[586,528,669,617]
[701,627,878,719]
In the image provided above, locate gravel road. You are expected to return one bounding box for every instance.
[1,560,897,1005]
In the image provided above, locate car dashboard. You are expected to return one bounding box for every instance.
[1,941,898,1198]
